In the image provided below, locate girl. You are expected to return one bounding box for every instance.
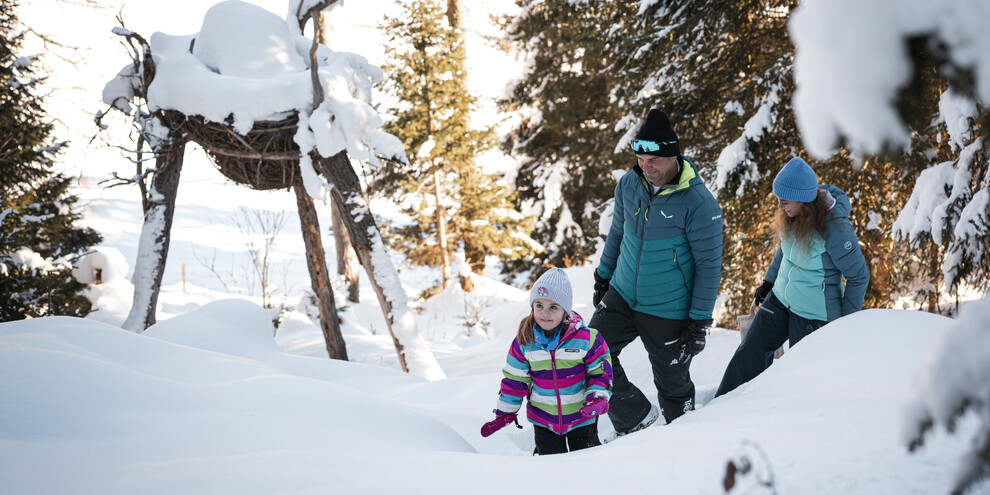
[480,267,613,454]
[715,157,870,397]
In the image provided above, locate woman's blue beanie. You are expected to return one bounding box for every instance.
[773,157,818,202]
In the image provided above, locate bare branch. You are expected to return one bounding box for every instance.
[296,0,342,31]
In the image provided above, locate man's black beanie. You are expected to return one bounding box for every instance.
[633,109,680,157]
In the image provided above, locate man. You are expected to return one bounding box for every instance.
[590,108,723,435]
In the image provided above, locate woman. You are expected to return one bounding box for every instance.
[715,157,869,397]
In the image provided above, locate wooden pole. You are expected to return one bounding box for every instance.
[314,152,410,373]
[122,138,186,332]
[293,174,348,360]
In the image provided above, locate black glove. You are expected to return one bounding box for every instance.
[753,280,774,309]
[593,271,610,307]
[679,318,712,356]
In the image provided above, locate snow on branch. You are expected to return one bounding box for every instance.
[943,188,990,288]
[892,161,955,247]
[902,294,990,495]
[790,0,990,159]
[713,81,783,197]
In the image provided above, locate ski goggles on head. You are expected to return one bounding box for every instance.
[629,139,677,153]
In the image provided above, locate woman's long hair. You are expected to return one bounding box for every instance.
[777,189,832,249]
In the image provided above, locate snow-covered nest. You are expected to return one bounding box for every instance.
[164,112,303,190]
[103,0,407,192]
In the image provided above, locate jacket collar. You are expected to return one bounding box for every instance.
[533,311,585,350]
[634,156,696,196]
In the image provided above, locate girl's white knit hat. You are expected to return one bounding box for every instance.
[529,267,573,314]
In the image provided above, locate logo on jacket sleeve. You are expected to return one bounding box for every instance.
[844,241,852,250]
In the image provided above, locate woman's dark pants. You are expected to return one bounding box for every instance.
[715,292,826,397]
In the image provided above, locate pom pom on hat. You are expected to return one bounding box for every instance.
[529,267,573,315]
[633,109,680,157]
[773,157,819,203]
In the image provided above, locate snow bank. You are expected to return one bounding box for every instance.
[0,305,974,494]
[0,312,473,494]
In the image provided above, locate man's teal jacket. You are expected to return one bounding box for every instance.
[596,156,723,320]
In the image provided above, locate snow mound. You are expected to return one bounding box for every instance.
[0,314,475,494]
[145,298,280,358]
[193,0,307,78]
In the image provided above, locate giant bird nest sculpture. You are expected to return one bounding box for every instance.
[163,111,301,191]
[99,0,444,380]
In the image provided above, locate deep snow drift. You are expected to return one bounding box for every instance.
[1,292,983,495]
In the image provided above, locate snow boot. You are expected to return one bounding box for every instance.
[603,403,659,443]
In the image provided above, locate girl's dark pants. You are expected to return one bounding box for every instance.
[534,421,600,455]
[588,289,695,432]
[715,292,826,397]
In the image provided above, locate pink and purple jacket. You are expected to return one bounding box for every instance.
[494,311,613,435]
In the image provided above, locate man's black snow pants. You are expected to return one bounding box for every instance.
[588,288,695,432]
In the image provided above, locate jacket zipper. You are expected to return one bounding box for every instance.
[548,319,576,434]
[632,186,659,305]
[783,264,794,304]
[550,349,563,433]
[673,249,689,291]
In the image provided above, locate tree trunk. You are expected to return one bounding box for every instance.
[313,151,445,380]
[459,235,486,292]
[293,175,348,360]
[459,271,475,292]
[926,243,942,313]
[432,166,451,288]
[332,201,361,303]
[122,138,185,332]
[463,235,487,274]
[445,0,459,28]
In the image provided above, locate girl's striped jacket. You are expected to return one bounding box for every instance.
[495,311,612,435]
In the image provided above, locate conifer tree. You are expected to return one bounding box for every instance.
[0,0,101,320]
[602,0,921,322]
[600,1,797,322]
[377,0,535,288]
[889,37,990,312]
[504,0,974,317]
[499,1,636,276]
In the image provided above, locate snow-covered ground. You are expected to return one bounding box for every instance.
[7,171,990,493]
[6,0,990,493]
[2,281,984,494]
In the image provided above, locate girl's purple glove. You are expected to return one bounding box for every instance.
[480,413,517,437]
[580,396,609,418]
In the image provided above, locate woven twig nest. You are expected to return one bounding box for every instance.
[162,110,302,191]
